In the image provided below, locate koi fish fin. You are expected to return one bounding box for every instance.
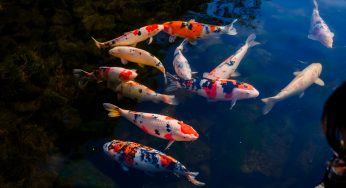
[130,43,137,47]
[121,164,129,172]
[192,72,198,75]
[147,37,153,45]
[164,140,175,150]
[188,19,196,23]
[224,19,238,35]
[261,97,278,115]
[137,63,145,68]
[293,71,302,76]
[73,69,92,89]
[315,78,325,86]
[299,92,305,98]
[165,72,181,92]
[103,103,122,117]
[185,171,206,186]
[91,37,102,48]
[246,33,260,47]
[230,71,241,77]
[308,34,318,41]
[230,99,237,110]
[163,72,167,85]
[160,94,179,105]
[202,72,213,79]
[188,40,197,45]
[121,58,128,65]
[169,36,177,43]
[313,0,318,10]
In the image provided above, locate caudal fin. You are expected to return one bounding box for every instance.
[185,172,205,186]
[165,72,181,92]
[160,94,179,105]
[103,103,122,117]
[261,97,277,115]
[223,19,238,35]
[73,69,92,88]
[246,33,260,48]
[91,37,102,48]
[313,0,318,10]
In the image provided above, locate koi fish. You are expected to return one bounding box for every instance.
[173,39,193,80]
[92,24,164,48]
[166,73,259,109]
[111,80,178,105]
[308,0,334,48]
[203,34,260,79]
[163,19,237,43]
[261,63,324,115]
[103,103,198,149]
[108,46,166,83]
[103,139,205,186]
[73,67,137,88]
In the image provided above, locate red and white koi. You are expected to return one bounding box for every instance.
[173,39,193,80]
[163,19,237,43]
[103,139,205,186]
[103,103,198,149]
[108,46,166,83]
[166,73,259,109]
[308,0,334,48]
[92,24,164,48]
[110,80,178,105]
[261,63,324,115]
[73,67,137,88]
[203,34,260,80]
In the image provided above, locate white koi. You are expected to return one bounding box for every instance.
[173,39,193,80]
[308,0,334,48]
[261,63,325,115]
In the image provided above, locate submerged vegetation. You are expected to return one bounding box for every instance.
[0,0,208,186]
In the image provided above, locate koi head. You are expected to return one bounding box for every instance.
[119,69,137,81]
[108,47,127,57]
[175,121,199,141]
[233,83,259,100]
[103,140,127,156]
[310,63,323,76]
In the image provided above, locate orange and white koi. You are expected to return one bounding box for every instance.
[203,34,260,80]
[163,19,237,43]
[73,67,137,88]
[173,39,193,80]
[261,63,324,115]
[103,140,205,186]
[308,0,334,48]
[108,46,166,83]
[103,103,198,149]
[92,24,164,48]
[166,73,259,109]
[111,80,178,105]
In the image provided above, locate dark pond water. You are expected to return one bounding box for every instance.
[59,0,346,187]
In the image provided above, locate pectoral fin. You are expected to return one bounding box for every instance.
[299,92,304,98]
[137,63,145,68]
[315,78,325,86]
[308,34,318,40]
[147,37,153,45]
[164,140,175,150]
[191,72,198,75]
[121,58,128,65]
[293,71,302,76]
[130,43,137,47]
[230,99,237,110]
[231,71,241,77]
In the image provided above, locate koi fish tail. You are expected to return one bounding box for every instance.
[185,172,205,186]
[160,94,179,105]
[91,37,103,48]
[177,39,187,52]
[261,97,278,115]
[313,0,318,10]
[73,69,92,88]
[165,72,181,92]
[246,33,260,48]
[163,72,167,85]
[223,19,238,35]
[103,103,122,117]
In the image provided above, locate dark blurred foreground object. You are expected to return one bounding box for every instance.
[316,82,346,187]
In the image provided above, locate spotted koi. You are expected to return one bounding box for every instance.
[166,73,259,109]
[103,140,205,186]
[163,19,237,43]
[103,103,198,149]
[92,24,164,48]
[108,46,167,84]
[73,67,137,88]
